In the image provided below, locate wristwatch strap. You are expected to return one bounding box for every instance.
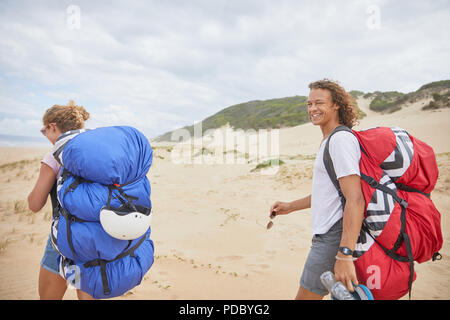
[338,246,353,256]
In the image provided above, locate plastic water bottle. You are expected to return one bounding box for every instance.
[320,271,355,300]
[320,271,337,291]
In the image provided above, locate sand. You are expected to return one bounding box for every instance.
[0,97,449,300]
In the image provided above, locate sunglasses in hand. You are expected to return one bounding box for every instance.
[266,211,276,230]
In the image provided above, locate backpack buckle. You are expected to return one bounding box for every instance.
[368,178,379,188]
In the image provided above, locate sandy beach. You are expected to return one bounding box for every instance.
[0,97,449,300]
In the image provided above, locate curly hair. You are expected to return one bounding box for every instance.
[308,79,359,128]
[43,100,90,133]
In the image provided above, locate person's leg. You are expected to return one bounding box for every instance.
[39,266,67,299]
[295,285,324,300]
[39,235,67,299]
[76,289,96,300]
[297,219,343,300]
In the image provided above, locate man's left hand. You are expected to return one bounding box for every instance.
[334,258,358,292]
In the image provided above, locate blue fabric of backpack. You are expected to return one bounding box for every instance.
[50,126,154,299]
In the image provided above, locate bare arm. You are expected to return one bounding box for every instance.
[288,195,311,212]
[338,174,365,252]
[270,194,311,216]
[27,163,56,213]
[334,174,365,291]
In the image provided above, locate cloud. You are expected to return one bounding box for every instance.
[0,116,42,137]
[0,0,449,140]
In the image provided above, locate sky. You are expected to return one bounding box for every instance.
[0,0,449,142]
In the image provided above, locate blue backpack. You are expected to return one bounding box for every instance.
[50,126,154,299]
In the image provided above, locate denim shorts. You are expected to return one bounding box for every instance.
[40,235,61,275]
[299,219,343,296]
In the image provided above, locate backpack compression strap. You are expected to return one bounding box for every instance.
[56,168,150,268]
[323,125,414,299]
[83,234,147,296]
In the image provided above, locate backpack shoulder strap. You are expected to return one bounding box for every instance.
[323,125,355,209]
[52,129,88,166]
[49,181,59,219]
[49,181,58,210]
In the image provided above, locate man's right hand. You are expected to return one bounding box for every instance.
[269,201,292,217]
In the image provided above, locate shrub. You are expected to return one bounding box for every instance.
[251,159,285,172]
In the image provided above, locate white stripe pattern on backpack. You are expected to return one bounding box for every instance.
[52,129,88,205]
[354,231,375,258]
[354,172,397,258]
[380,127,414,181]
[52,129,87,166]
[355,127,414,258]
[56,174,64,204]
[51,218,59,239]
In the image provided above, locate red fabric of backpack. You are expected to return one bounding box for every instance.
[324,126,443,300]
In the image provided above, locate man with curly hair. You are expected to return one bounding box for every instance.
[270,79,365,299]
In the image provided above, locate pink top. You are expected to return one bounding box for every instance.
[41,151,61,178]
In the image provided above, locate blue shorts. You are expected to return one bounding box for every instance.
[299,219,343,296]
[40,235,61,275]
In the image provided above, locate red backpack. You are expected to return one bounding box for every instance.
[324,126,443,300]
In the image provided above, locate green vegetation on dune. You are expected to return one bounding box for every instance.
[418,80,450,91]
[422,92,450,110]
[156,96,310,141]
[210,96,310,130]
[154,80,448,142]
[156,94,367,142]
[369,91,406,113]
[251,159,285,172]
[349,90,365,99]
[367,80,450,114]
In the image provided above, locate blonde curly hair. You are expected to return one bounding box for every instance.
[42,100,90,133]
[308,79,359,128]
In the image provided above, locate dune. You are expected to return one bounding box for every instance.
[0,97,449,300]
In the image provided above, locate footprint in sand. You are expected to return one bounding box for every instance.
[247,263,270,269]
[215,255,244,262]
[170,249,183,256]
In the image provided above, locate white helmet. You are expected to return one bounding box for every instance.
[100,206,152,240]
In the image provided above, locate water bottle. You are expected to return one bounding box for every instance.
[320,271,355,300]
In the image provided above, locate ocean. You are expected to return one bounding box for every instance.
[0,134,50,147]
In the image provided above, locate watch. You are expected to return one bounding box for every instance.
[338,246,353,256]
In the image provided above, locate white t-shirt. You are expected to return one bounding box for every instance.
[310,131,361,235]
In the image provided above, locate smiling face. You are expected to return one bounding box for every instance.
[307,88,340,130]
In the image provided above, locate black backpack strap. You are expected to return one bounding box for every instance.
[49,182,58,208]
[49,182,58,219]
[322,125,356,209]
[83,234,147,296]
[106,184,139,212]
[361,173,414,299]
[395,182,430,198]
[57,169,93,263]
[59,207,89,263]
[361,204,414,299]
